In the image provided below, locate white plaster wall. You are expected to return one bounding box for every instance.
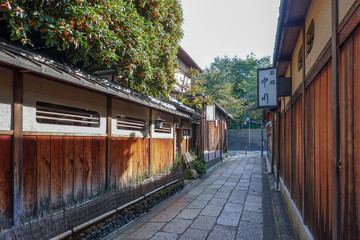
[291,30,304,94]
[339,0,356,24]
[23,74,107,134]
[0,67,13,131]
[151,110,174,139]
[111,99,150,138]
[284,64,291,108]
[174,72,191,93]
[305,0,332,75]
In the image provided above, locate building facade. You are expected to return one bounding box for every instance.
[270,0,360,239]
[0,42,231,238]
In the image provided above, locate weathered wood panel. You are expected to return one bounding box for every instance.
[284,109,291,189]
[0,135,12,222]
[83,137,92,199]
[119,138,132,184]
[280,113,285,180]
[151,139,174,174]
[181,139,190,155]
[74,137,84,201]
[273,115,278,169]
[340,32,354,240]
[326,61,333,240]
[314,68,321,239]
[354,27,360,239]
[292,96,303,213]
[131,138,150,179]
[99,138,106,192]
[36,136,51,211]
[338,27,360,239]
[62,137,74,204]
[304,60,334,239]
[91,138,100,196]
[305,78,315,231]
[110,138,118,188]
[50,137,62,206]
[20,135,109,218]
[22,136,37,216]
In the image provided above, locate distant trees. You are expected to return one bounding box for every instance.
[0,0,183,98]
[201,54,271,121]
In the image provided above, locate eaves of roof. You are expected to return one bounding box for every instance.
[177,46,202,73]
[273,0,312,76]
[0,41,191,119]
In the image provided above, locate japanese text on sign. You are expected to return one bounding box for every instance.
[257,68,278,108]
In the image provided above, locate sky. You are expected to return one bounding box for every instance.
[180,0,281,69]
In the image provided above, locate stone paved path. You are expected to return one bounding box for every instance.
[110,154,265,240]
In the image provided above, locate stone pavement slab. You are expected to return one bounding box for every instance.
[110,154,290,240]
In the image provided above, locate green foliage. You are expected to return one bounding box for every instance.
[193,158,206,174]
[173,154,182,172]
[174,69,213,110]
[201,53,271,121]
[183,168,195,180]
[1,0,183,98]
[190,152,206,174]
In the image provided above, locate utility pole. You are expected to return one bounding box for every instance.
[246,113,251,151]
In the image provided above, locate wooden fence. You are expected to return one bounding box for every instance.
[272,25,360,240]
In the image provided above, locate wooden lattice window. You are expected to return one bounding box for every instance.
[154,123,171,134]
[182,129,191,138]
[36,101,100,127]
[117,115,146,131]
[306,19,314,56]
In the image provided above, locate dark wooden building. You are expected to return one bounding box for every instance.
[270,0,360,239]
[0,41,231,238]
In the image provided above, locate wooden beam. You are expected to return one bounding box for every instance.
[338,0,360,45]
[284,19,303,28]
[106,95,112,190]
[290,60,293,197]
[332,0,341,239]
[277,55,292,62]
[12,70,23,225]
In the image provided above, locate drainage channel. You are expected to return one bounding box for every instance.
[50,179,184,240]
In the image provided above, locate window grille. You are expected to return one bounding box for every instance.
[298,45,303,72]
[154,123,172,134]
[182,129,191,138]
[306,19,315,56]
[116,115,146,131]
[36,101,100,127]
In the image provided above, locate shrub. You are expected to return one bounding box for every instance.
[193,158,206,174]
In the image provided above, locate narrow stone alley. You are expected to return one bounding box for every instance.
[109,154,294,240]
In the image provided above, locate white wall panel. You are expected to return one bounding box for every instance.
[0,67,13,131]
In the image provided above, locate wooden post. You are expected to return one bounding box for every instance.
[173,116,176,165]
[277,111,281,187]
[201,103,205,160]
[149,109,152,175]
[220,118,223,160]
[207,116,210,162]
[301,23,307,221]
[261,112,264,158]
[290,60,293,196]
[332,0,341,238]
[271,114,275,174]
[106,95,112,190]
[13,70,23,225]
